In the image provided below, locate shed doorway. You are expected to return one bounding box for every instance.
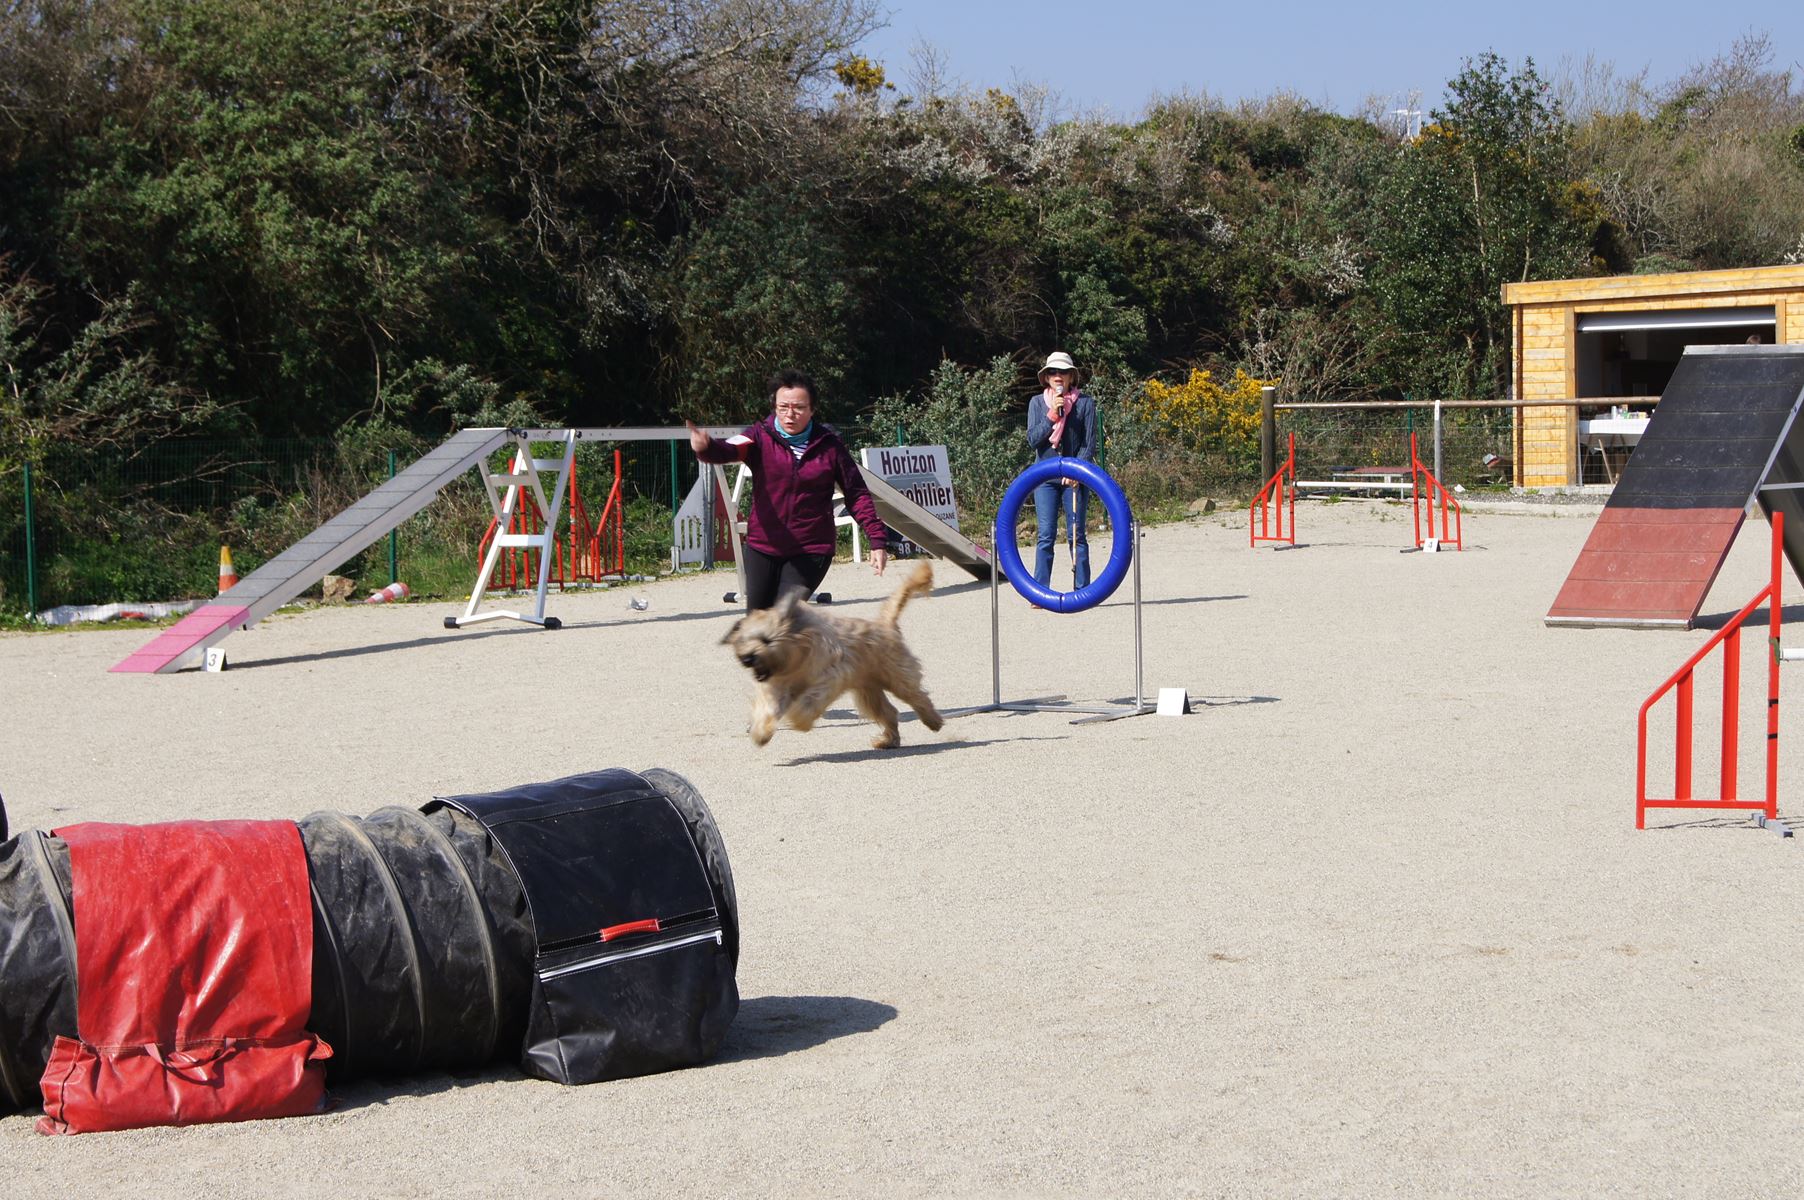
[1572,306,1776,483]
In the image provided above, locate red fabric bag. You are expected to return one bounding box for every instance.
[36,820,331,1134]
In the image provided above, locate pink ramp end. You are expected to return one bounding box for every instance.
[109,605,251,674]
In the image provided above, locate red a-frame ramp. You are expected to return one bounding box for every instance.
[1546,345,1804,629]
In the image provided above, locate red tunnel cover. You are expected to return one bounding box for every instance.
[37,820,330,1134]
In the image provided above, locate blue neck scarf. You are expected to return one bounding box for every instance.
[773,418,814,454]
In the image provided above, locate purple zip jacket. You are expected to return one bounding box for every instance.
[696,416,888,557]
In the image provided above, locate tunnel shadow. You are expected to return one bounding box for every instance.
[322,994,900,1112]
[325,1061,525,1112]
[715,994,899,1063]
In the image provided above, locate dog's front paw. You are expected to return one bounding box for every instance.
[870,729,900,750]
[749,719,776,746]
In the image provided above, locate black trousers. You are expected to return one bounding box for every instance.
[741,546,833,612]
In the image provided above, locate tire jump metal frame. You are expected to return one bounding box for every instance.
[945,457,1149,725]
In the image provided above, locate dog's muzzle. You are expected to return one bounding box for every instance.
[739,653,770,681]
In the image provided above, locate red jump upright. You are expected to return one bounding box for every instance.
[590,448,627,578]
[1635,511,1784,829]
[1250,432,1297,548]
[1410,433,1462,551]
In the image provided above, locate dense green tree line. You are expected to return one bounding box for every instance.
[4,2,1803,464]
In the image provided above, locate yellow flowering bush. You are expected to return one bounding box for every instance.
[1134,367,1272,470]
[833,56,891,98]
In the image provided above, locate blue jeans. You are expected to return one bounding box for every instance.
[1033,480,1090,590]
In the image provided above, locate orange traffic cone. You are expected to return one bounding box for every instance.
[218,545,239,594]
[365,581,410,604]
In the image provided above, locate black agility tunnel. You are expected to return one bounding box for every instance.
[0,768,738,1114]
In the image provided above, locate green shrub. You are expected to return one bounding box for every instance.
[623,496,676,576]
[866,355,1026,527]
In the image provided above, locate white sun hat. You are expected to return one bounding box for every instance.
[1037,351,1081,384]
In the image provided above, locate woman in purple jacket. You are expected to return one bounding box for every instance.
[687,369,889,611]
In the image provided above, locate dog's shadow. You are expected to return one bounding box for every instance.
[778,733,1063,765]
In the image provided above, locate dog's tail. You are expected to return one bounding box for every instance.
[879,560,934,627]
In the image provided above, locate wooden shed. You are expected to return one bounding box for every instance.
[1502,265,1804,488]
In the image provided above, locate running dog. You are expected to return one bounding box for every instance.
[722,560,943,749]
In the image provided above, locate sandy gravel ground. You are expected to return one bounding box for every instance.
[4,497,1804,1198]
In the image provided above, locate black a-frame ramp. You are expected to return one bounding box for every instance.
[1547,345,1804,628]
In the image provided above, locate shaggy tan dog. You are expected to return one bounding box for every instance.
[722,560,944,749]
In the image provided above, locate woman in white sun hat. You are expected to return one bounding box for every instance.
[1025,351,1099,599]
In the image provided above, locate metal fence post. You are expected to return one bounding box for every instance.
[1260,386,1276,483]
[23,459,38,621]
[387,450,399,585]
[702,471,716,570]
[1432,399,1444,483]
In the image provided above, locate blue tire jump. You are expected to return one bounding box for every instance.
[993,457,1134,613]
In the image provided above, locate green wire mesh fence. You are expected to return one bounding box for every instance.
[1,437,707,618]
[2,405,1530,619]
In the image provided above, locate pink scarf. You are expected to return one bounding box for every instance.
[1043,386,1077,449]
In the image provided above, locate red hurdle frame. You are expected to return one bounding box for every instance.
[1250,432,1297,548]
[1409,433,1462,551]
[589,449,627,579]
[1636,510,1783,829]
[475,448,628,589]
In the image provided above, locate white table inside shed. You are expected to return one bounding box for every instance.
[1578,416,1650,482]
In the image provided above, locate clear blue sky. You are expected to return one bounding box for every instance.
[858,2,1803,120]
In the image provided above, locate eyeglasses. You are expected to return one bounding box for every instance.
[774,403,811,413]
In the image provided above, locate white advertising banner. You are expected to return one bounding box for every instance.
[860,445,959,556]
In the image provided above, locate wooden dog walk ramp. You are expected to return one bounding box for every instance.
[111,429,510,673]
